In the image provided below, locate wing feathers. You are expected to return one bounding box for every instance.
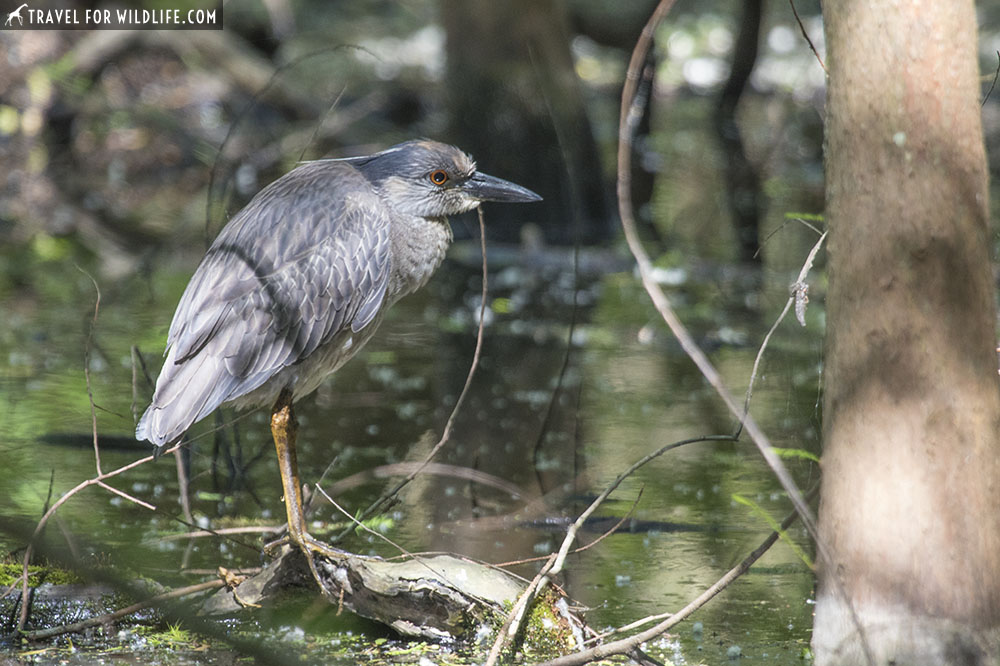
[138,161,392,445]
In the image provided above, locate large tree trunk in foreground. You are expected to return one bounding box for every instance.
[815,1,1000,663]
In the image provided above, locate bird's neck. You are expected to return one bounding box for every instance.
[387,215,453,302]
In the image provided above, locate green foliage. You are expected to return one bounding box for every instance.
[351,511,396,535]
[520,589,576,662]
[783,212,825,222]
[134,622,203,649]
[160,621,194,646]
[769,447,820,464]
[0,562,84,587]
[732,493,814,569]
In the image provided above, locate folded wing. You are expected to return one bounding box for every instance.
[136,161,391,445]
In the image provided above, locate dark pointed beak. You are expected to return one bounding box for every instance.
[465,172,542,203]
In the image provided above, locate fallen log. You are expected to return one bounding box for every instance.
[199,547,557,644]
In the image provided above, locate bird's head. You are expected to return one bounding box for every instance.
[346,140,542,218]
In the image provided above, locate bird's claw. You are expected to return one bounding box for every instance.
[265,529,346,599]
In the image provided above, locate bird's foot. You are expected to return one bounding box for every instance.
[264,529,347,599]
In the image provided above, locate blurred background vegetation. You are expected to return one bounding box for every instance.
[2,1,1000,664]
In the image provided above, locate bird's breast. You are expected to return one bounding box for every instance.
[387,216,453,302]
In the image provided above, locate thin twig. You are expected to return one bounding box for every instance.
[548,438,723,581]
[789,0,827,74]
[97,481,156,511]
[77,265,103,476]
[41,469,55,521]
[179,567,262,576]
[982,50,1000,107]
[333,207,490,541]
[20,270,127,631]
[173,447,194,525]
[21,579,224,641]
[316,484,415,560]
[527,42,584,480]
[754,215,823,258]
[321,461,523,500]
[296,86,347,164]
[737,230,827,436]
[492,489,644,568]
[159,526,282,541]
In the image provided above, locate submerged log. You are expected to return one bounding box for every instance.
[200,547,529,641]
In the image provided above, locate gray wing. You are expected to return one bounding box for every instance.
[136,161,390,445]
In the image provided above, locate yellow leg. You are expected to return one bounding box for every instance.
[269,388,342,595]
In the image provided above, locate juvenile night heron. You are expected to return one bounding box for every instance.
[136,139,540,585]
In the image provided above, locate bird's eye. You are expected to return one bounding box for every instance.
[429,170,449,186]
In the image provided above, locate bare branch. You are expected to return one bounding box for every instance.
[97,481,156,511]
[982,51,1000,107]
[21,579,224,641]
[789,0,827,74]
[492,488,644,568]
[77,265,103,476]
[159,526,281,541]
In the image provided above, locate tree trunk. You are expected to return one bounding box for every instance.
[815,1,1000,663]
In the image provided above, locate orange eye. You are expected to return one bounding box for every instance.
[429,170,449,186]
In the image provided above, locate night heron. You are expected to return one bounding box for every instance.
[136,139,541,586]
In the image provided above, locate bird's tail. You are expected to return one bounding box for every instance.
[135,349,240,447]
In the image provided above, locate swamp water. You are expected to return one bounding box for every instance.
[1,228,822,664]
